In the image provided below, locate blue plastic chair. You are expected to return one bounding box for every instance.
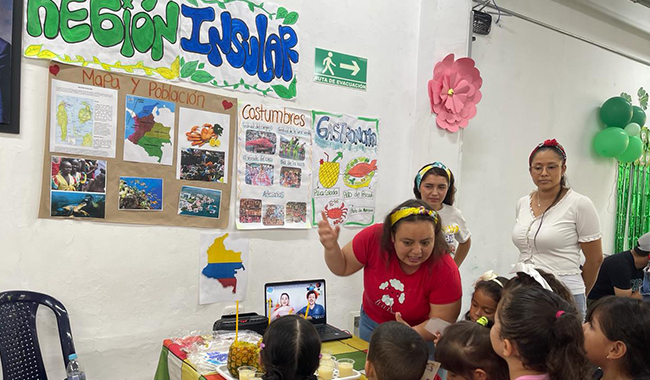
[0,291,76,380]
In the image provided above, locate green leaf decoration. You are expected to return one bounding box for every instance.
[180,60,199,78]
[244,84,250,89]
[283,12,299,25]
[276,6,288,18]
[233,84,240,89]
[217,2,226,9]
[224,80,229,86]
[191,70,215,83]
[288,77,297,97]
[239,78,245,84]
[621,92,632,104]
[211,79,219,85]
[638,87,648,110]
[186,0,198,5]
[180,57,185,66]
[248,2,254,12]
[271,83,292,99]
[198,63,205,69]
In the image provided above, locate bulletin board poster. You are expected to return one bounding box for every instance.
[311,111,379,228]
[236,103,312,229]
[39,63,237,229]
[23,0,300,100]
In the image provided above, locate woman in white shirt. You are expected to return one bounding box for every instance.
[413,162,471,267]
[512,139,603,318]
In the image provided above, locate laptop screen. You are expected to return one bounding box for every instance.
[264,280,326,324]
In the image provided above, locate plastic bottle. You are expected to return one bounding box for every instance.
[66,353,87,380]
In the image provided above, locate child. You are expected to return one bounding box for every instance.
[260,315,321,380]
[465,271,508,325]
[584,296,650,380]
[491,286,590,380]
[505,265,575,308]
[436,319,509,380]
[366,321,429,380]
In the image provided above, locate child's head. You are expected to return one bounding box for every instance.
[261,315,321,380]
[467,272,507,323]
[504,267,575,308]
[366,321,428,380]
[490,286,589,380]
[584,296,650,379]
[436,320,509,380]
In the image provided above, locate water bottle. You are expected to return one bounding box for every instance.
[66,353,87,380]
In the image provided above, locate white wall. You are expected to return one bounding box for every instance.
[0,1,470,379]
[459,0,650,298]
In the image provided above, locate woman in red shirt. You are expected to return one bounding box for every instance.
[318,199,462,342]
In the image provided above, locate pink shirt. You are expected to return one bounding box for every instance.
[513,375,549,380]
[353,224,462,326]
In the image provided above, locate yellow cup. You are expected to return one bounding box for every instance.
[337,358,355,377]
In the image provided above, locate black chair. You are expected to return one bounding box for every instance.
[0,291,76,380]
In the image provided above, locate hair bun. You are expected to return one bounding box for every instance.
[263,368,284,380]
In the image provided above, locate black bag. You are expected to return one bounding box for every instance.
[213,312,268,336]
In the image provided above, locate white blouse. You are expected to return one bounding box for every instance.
[437,204,471,251]
[512,189,602,291]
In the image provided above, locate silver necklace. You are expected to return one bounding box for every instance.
[537,192,541,207]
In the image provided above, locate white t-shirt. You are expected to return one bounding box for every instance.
[437,204,471,254]
[511,189,602,294]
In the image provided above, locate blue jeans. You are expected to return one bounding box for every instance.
[573,293,586,321]
[359,307,436,360]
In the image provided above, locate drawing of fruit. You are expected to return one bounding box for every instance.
[318,151,343,188]
[344,157,377,189]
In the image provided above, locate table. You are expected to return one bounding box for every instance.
[154,336,369,380]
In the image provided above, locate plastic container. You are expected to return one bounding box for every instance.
[66,353,87,380]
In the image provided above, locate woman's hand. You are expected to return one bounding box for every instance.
[318,211,341,250]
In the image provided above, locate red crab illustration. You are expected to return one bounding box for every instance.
[324,202,348,225]
[347,159,378,178]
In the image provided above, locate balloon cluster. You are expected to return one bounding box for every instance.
[594,97,646,163]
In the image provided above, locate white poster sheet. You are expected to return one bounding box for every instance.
[236,103,312,229]
[199,233,249,304]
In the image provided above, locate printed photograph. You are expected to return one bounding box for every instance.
[0,0,13,127]
[180,148,225,182]
[118,177,163,211]
[285,202,307,224]
[245,163,274,186]
[178,186,221,219]
[263,204,285,226]
[280,166,301,188]
[245,130,276,154]
[279,135,307,161]
[51,156,106,193]
[239,198,262,223]
[51,191,106,218]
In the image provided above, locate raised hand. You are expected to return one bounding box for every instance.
[318,211,341,251]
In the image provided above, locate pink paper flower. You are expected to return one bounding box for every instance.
[428,54,483,132]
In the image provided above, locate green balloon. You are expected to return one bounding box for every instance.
[593,127,629,157]
[617,135,643,163]
[624,122,641,136]
[600,97,633,127]
[631,106,646,126]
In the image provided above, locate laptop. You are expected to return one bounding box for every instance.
[264,279,352,342]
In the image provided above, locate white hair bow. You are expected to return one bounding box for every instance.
[474,270,504,288]
[510,263,553,291]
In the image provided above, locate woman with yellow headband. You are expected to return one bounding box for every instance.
[318,199,462,343]
[413,162,471,267]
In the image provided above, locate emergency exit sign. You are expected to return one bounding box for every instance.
[314,48,368,90]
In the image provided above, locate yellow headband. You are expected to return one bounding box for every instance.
[390,206,438,226]
[415,162,451,189]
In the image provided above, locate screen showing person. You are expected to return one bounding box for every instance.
[265,281,326,322]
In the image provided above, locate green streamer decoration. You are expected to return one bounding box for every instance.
[615,162,627,253]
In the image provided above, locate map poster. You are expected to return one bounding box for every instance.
[176,108,231,183]
[199,233,248,304]
[123,95,175,165]
[311,111,379,228]
[39,63,237,229]
[49,79,118,158]
[236,103,313,230]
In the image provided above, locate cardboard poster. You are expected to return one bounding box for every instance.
[311,111,379,227]
[24,0,300,99]
[200,233,248,304]
[38,63,236,229]
[236,103,312,229]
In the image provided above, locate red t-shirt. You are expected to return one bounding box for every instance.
[353,224,462,326]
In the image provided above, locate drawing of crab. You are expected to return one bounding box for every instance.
[324,200,348,225]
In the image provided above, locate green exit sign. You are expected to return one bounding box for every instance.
[314,48,368,90]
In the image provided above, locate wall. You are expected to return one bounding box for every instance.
[0,0,470,378]
[459,0,650,296]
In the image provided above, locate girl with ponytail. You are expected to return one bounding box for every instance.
[490,286,590,380]
[260,315,321,380]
